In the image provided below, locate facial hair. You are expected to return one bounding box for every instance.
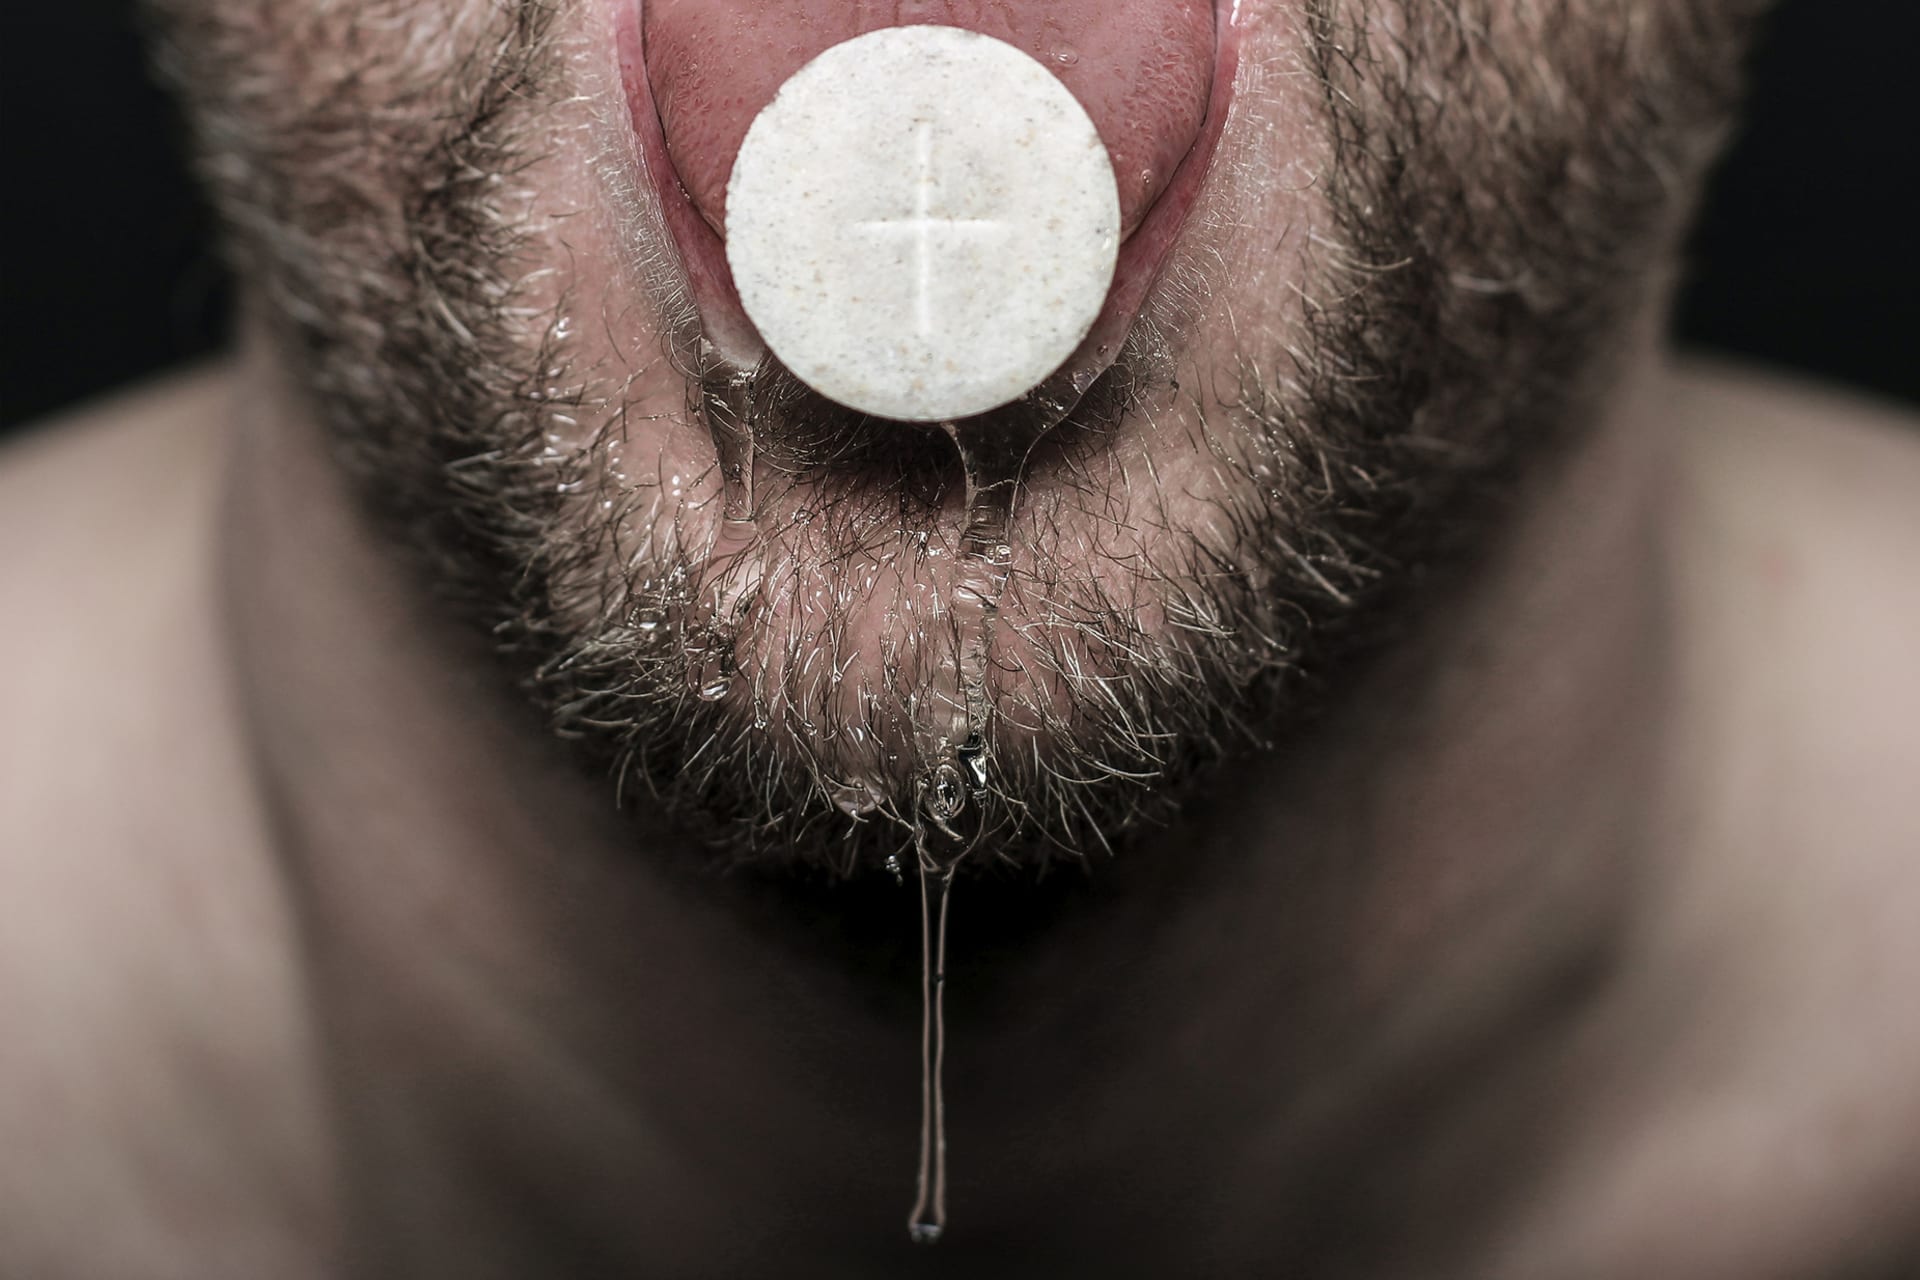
[150,0,1762,871]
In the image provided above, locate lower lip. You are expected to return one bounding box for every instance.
[613,1,1244,373]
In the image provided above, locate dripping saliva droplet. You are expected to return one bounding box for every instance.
[924,762,967,823]
[957,734,989,797]
[688,624,738,703]
[906,841,956,1246]
[831,777,882,818]
[698,346,767,523]
[895,352,1102,1247]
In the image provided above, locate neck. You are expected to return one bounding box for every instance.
[223,334,1681,1277]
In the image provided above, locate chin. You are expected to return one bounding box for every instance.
[152,0,1758,869]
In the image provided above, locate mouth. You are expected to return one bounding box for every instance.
[586,1,1258,853]
[615,0,1244,389]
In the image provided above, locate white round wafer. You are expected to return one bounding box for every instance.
[725,25,1121,423]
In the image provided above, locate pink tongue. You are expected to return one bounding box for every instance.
[643,0,1215,241]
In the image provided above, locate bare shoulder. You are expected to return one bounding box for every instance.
[1669,358,1920,785]
[1619,361,1920,1277]
[1672,358,1920,541]
[0,363,240,663]
[0,368,332,1279]
[1488,368,1920,1277]
[0,364,247,856]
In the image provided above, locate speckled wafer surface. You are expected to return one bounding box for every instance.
[725,25,1121,423]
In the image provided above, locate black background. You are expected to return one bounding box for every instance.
[3,0,1916,431]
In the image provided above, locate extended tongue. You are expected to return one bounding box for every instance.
[643,0,1216,241]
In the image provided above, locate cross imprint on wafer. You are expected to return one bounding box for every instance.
[857,122,1008,337]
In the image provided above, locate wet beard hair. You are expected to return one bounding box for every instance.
[154,0,1759,873]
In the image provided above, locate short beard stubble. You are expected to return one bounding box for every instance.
[150,0,1762,873]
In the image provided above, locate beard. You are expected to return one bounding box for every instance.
[151,0,1760,872]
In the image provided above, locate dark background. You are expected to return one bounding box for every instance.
[3,0,1916,431]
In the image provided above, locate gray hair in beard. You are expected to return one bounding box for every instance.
[149,0,1763,873]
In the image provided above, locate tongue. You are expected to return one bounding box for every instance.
[643,0,1215,242]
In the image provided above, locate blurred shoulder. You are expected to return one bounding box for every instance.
[1670,360,1920,681]
[0,364,333,1279]
[1485,363,1920,1279]
[0,362,239,545]
[0,363,243,809]
[1667,356,1920,828]
[1656,360,1920,1276]
[1671,359,1920,542]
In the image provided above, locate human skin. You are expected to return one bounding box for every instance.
[3,1,1920,1277]
[129,0,1781,871]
